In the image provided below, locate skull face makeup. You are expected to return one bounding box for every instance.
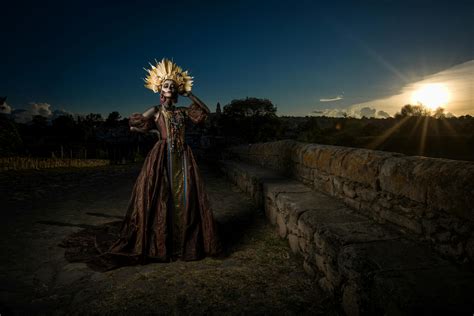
[161,79,178,99]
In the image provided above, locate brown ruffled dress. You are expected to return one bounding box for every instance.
[98,102,223,265]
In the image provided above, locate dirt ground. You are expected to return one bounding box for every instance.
[0,161,340,315]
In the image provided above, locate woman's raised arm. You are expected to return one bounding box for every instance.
[183,91,210,114]
[129,106,159,133]
[182,92,210,124]
[142,105,159,118]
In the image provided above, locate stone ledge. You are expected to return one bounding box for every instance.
[219,159,474,315]
[224,141,474,265]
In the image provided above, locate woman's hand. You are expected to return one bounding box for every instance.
[130,126,147,133]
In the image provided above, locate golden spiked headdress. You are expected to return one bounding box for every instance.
[143,58,193,94]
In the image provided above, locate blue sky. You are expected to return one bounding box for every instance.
[1,0,473,119]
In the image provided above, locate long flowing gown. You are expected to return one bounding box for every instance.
[98,102,223,265]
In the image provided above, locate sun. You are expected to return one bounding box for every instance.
[410,83,451,109]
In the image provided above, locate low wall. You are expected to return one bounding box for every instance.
[219,160,474,315]
[0,157,110,171]
[224,140,474,265]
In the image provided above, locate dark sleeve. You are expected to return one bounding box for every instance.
[187,102,208,124]
[129,113,154,132]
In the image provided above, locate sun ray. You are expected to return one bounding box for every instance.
[408,116,424,139]
[366,116,411,149]
[440,117,459,136]
[418,116,430,156]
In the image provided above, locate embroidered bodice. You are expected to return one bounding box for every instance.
[158,106,186,153]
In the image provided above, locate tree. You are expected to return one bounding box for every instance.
[31,115,48,128]
[395,104,431,117]
[0,114,23,156]
[433,107,446,119]
[52,114,76,130]
[223,97,277,118]
[105,111,121,127]
[221,97,280,143]
[86,113,103,122]
[297,117,323,143]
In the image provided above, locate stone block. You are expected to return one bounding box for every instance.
[298,236,309,253]
[434,242,464,258]
[313,174,334,195]
[300,143,321,168]
[342,282,366,316]
[355,186,378,202]
[378,157,427,204]
[378,156,474,221]
[314,221,401,261]
[318,146,355,175]
[339,149,397,189]
[264,198,278,225]
[342,182,357,198]
[276,212,287,238]
[288,233,300,254]
[318,277,335,293]
[379,209,423,235]
[303,259,316,277]
[314,253,341,289]
[299,208,367,241]
[337,239,451,280]
[369,266,474,315]
[275,190,343,228]
[263,179,311,202]
[332,176,343,193]
[343,197,361,212]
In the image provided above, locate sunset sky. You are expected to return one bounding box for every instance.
[1,0,473,121]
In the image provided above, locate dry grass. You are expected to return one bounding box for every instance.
[79,216,340,315]
[0,157,110,171]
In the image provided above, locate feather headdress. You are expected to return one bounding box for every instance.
[143,58,193,94]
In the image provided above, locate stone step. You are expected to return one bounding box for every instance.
[219,159,474,315]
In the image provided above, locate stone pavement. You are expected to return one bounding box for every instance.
[0,162,338,315]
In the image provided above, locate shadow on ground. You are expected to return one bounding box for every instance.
[54,178,266,272]
[1,162,340,315]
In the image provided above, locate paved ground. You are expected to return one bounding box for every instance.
[0,161,339,315]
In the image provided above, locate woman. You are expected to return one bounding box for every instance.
[98,58,223,265]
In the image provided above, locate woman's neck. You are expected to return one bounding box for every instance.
[162,99,175,110]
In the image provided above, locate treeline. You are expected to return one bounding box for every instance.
[215,101,474,161]
[290,114,474,161]
[0,111,158,163]
[1,100,473,163]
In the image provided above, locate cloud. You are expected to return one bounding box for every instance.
[10,102,52,123]
[11,109,32,124]
[311,108,348,117]
[358,107,376,118]
[319,95,344,102]
[348,60,474,116]
[8,102,75,123]
[311,106,391,118]
[52,109,74,120]
[31,102,53,117]
[377,110,390,118]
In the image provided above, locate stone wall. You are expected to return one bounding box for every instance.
[224,140,474,265]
